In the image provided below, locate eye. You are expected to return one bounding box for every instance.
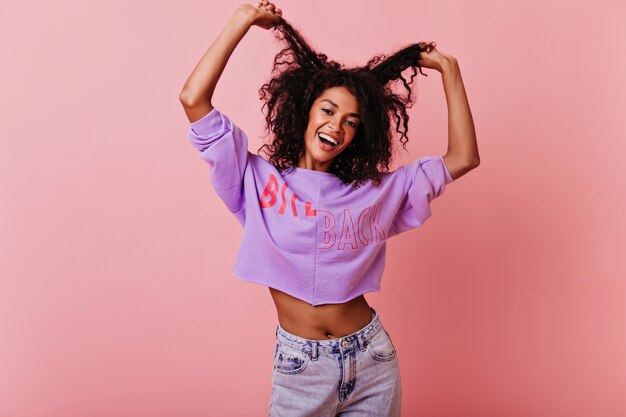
[346,120,357,128]
[321,108,333,115]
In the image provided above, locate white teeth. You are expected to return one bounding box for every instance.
[319,133,338,145]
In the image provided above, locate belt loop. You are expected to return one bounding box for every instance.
[311,340,318,361]
[357,333,367,351]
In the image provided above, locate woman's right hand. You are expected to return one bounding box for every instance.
[240,1,282,30]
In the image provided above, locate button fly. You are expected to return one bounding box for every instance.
[341,340,349,348]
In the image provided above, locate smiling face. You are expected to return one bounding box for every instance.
[298,86,361,172]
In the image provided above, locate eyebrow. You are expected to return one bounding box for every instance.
[321,99,361,119]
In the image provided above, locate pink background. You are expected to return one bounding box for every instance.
[1,0,625,416]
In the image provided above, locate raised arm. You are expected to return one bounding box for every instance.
[418,42,480,180]
[179,1,282,123]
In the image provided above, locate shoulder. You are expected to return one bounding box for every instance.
[402,156,453,184]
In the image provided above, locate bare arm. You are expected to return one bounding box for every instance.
[418,43,480,180]
[179,2,282,123]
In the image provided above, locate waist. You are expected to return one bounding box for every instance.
[269,287,373,339]
[275,307,381,352]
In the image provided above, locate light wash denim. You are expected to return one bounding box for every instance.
[269,307,402,416]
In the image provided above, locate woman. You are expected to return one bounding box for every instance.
[179,1,479,415]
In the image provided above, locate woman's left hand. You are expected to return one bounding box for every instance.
[417,42,456,73]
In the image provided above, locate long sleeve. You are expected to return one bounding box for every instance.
[390,155,454,235]
[188,107,249,223]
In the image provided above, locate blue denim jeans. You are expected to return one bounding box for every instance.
[269,307,402,416]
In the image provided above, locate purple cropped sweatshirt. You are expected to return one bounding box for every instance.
[188,107,454,306]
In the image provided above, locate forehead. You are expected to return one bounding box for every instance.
[315,86,360,113]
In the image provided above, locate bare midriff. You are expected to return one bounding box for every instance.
[269,287,373,340]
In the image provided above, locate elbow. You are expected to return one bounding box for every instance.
[179,90,196,107]
[179,88,207,107]
[458,155,480,170]
[467,149,481,169]
[179,91,213,113]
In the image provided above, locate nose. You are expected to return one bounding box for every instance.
[328,116,343,133]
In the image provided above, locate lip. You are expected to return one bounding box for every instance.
[318,131,342,146]
[317,136,336,152]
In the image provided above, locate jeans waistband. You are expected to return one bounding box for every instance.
[275,307,383,359]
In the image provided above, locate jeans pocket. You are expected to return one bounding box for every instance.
[366,328,397,362]
[273,342,310,375]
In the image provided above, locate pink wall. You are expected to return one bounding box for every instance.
[1,0,625,416]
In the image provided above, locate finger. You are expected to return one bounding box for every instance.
[418,41,432,52]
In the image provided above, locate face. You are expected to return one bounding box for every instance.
[298,86,361,172]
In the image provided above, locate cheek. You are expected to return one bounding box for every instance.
[303,122,315,139]
[346,131,358,146]
[305,116,320,135]
[305,127,317,143]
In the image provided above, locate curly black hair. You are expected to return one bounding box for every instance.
[257,17,432,189]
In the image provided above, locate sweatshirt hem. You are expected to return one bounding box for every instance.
[231,270,381,306]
